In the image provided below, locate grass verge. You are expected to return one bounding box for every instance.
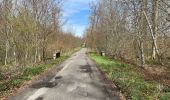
[89,53,170,100]
[0,56,68,93]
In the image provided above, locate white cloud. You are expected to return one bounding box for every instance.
[62,0,97,36]
[63,24,87,37]
[62,0,96,17]
[74,24,87,37]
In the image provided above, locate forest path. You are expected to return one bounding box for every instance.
[10,49,121,100]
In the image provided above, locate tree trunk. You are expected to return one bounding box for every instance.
[42,35,46,61]
[38,46,41,62]
[5,41,9,65]
[25,51,28,62]
[35,34,38,63]
[35,46,38,63]
[138,0,147,68]
[13,44,17,65]
[151,0,159,60]
[139,39,145,68]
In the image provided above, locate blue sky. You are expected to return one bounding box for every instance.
[62,0,97,37]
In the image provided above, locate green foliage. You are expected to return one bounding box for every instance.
[0,83,9,92]
[160,93,170,100]
[146,59,159,65]
[23,56,69,77]
[90,53,115,65]
[0,73,4,81]
[90,53,163,100]
[23,65,47,77]
[163,86,170,92]
[10,78,23,88]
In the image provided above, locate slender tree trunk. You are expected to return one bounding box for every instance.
[139,39,145,68]
[13,44,17,65]
[5,41,9,65]
[152,0,159,60]
[35,34,38,63]
[38,46,41,62]
[138,0,147,68]
[35,46,38,63]
[42,35,46,61]
[25,51,28,62]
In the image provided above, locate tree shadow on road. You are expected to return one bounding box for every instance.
[30,76,62,89]
[79,64,92,73]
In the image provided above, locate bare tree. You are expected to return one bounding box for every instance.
[85,0,170,66]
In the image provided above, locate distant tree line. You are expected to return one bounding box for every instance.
[85,0,170,67]
[0,0,81,66]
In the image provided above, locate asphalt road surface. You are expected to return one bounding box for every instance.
[10,49,121,100]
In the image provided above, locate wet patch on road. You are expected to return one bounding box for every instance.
[35,96,43,100]
[80,65,92,73]
[55,76,62,80]
[30,76,62,89]
[30,81,58,89]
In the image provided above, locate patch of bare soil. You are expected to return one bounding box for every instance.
[120,58,170,86]
[137,65,170,86]
[144,66,170,86]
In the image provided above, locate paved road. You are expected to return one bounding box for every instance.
[10,49,121,100]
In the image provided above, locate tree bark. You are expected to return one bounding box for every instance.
[35,34,38,63]
[151,0,160,60]
[5,41,9,65]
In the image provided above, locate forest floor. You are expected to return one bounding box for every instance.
[89,53,170,100]
[119,58,170,87]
